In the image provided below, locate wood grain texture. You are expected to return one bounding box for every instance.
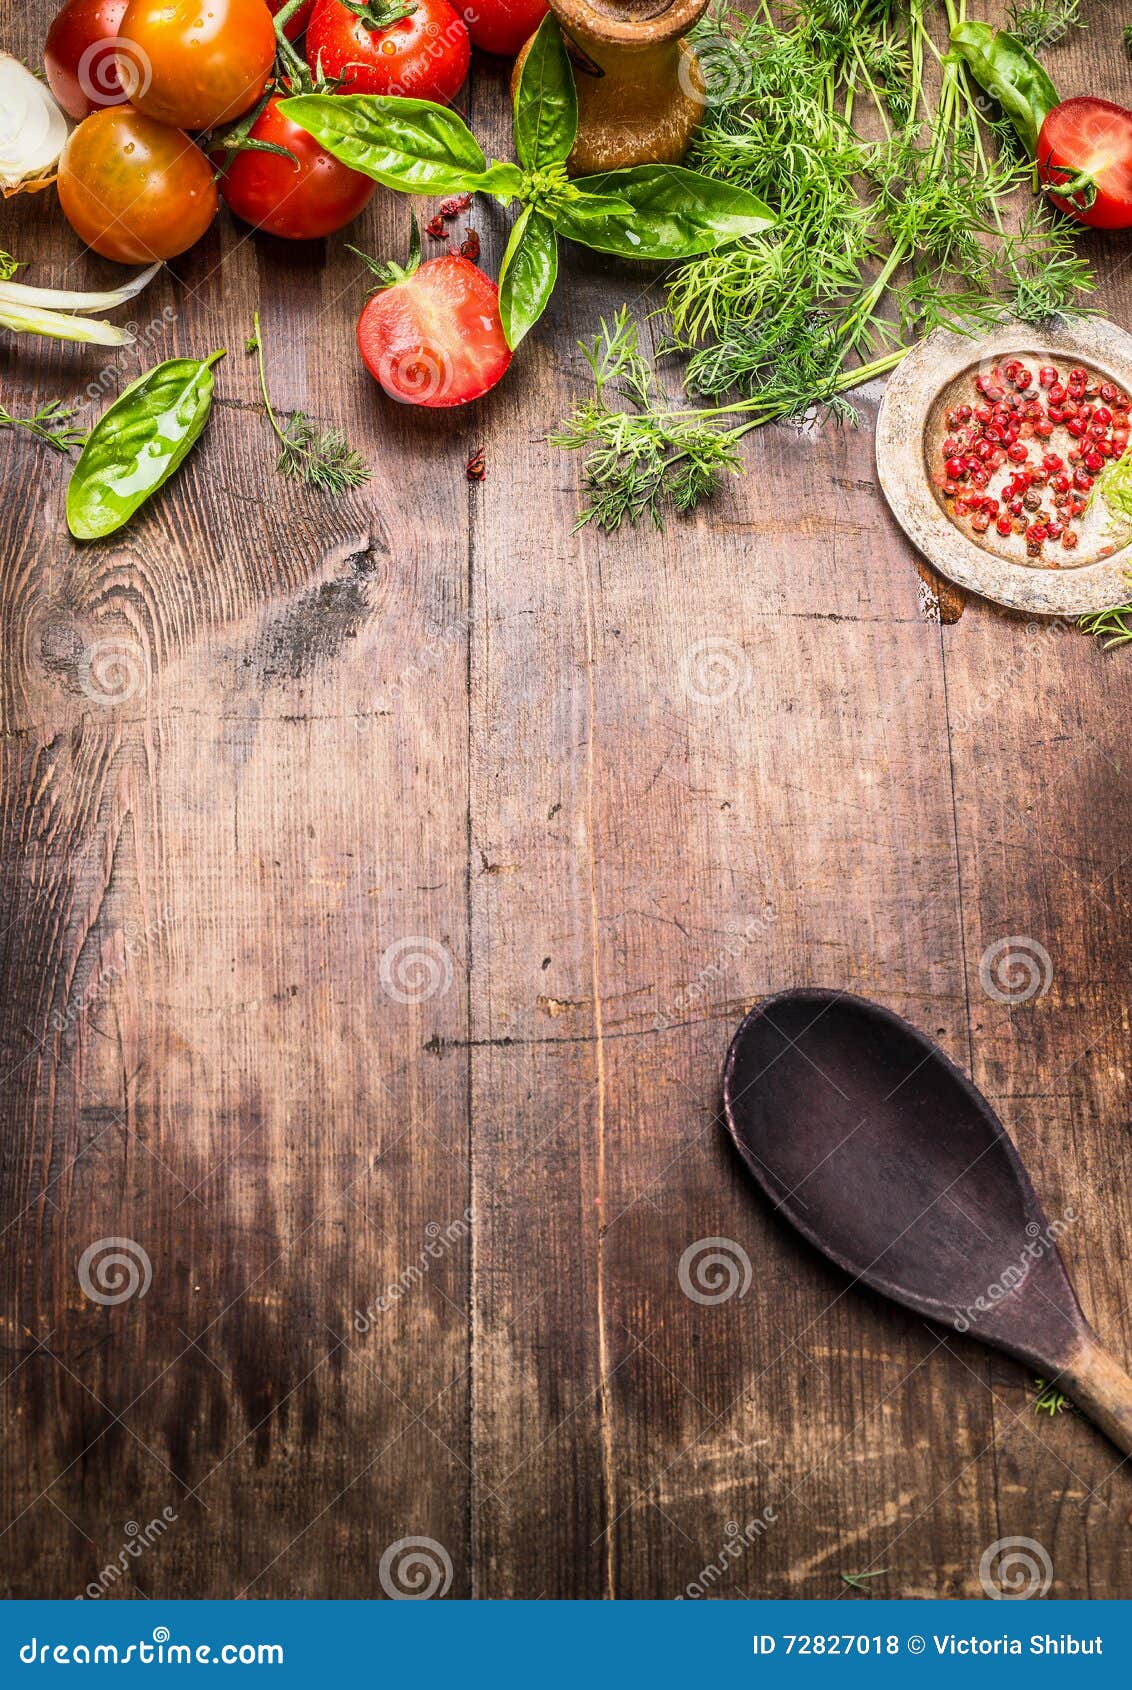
[2,1,1132,1601]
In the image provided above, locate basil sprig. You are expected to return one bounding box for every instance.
[280,15,774,349]
[67,352,225,540]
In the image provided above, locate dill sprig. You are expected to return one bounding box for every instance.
[0,398,85,452]
[557,0,1096,531]
[1006,0,1083,49]
[553,309,903,530]
[248,311,370,496]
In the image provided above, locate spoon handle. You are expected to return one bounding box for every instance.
[1061,1331,1132,1458]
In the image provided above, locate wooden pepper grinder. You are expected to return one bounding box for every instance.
[519,0,710,177]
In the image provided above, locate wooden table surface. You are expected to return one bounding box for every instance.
[3,1,1132,1602]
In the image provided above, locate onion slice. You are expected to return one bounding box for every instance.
[0,262,162,314]
[0,53,69,195]
[0,302,136,345]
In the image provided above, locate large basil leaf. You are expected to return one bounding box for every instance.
[513,14,577,171]
[558,165,775,258]
[499,207,559,348]
[279,93,486,193]
[67,352,225,540]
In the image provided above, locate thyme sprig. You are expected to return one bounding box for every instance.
[556,0,1096,530]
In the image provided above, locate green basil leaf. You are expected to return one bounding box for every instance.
[499,207,559,348]
[546,188,635,224]
[67,352,225,540]
[278,93,486,193]
[513,14,577,171]
[559,165,775,258]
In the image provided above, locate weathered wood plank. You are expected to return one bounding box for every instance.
[2,0,1131,1603]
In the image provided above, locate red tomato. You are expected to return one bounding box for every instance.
[268,0,315,38]
[217,95,375,238]
[357,254,511,407]
[455,0,547,58]
[305,0,470,104]
[121,0,277,131]
[57,106,218,262]
[1038,97,1132,230]
[44,0,130,119]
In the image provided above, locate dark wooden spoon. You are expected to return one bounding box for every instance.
[722,987,1132,1457]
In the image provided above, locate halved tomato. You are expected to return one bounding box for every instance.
[1038,97,1132,230]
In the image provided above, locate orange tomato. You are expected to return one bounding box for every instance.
[57,106,219,262]
[120,0,276,130]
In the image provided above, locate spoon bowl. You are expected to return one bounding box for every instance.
[723,989,1132,1458]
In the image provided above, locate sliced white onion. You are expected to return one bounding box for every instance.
[0,303,134,345]
[0,262,162,314]
[0,53,69,194]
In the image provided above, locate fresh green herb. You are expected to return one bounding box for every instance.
[1032,1377,1073,1414]
[280,14,774,349]
[249,309,370,495]
[1089,446,1132,536]
[555,0,1095,530]
[551,307,905,530]
[1006,0,1083,49]
[0,398,85,452]
[840,1569,888,1591]
[1125,22,1132,58]
[67,352,225,540]
[1080,586,1132,650]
